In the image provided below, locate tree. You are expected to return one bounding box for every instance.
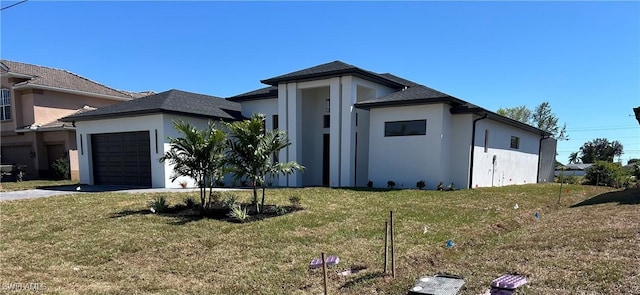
[584,161,630,187]
[577,138,624,163]
[497,105,532,125]
[225,113,304,212]
[159,120,227,208]
[628,158,639,165]
[568,152,581,164]
[497,102,567,140]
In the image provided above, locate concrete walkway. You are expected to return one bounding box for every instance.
[0,185,240,202]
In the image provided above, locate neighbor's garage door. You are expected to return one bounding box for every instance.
[91,131,152,187]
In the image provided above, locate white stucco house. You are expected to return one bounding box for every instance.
[62,61,556,189]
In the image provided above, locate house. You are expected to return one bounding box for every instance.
[0,60,150,180]
[64,61,556,189]
[61,89,243,187]
[230,61,557,189]
[555,163,593,177]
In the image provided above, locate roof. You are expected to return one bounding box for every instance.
[16,105,96,132]
[61,89,243,122]
[1,60,150,100]
[559,163,594,171]
[355,85,462,107]
[227,86,278,102]
[260,61,405,88]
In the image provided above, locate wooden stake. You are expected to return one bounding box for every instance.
[390,210,395,278]
[383,221,388,274]
[321,252,328,295]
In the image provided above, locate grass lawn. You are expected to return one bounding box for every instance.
[0,179,79,192]
[1,184,638,294]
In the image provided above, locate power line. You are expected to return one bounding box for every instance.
[1,0,28,11]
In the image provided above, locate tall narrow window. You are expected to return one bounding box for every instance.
[272,114,278,130]
[323,115,330,128]
[325,99,330,113]
[510,136,520,149]
[484,129,489,153]
[1,88,11,121]
[355,112,358,127]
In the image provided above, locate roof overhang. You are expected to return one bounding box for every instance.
[12,84,132,101]
[61,109,244,123]
[1,71,34,79]
[261,69,405,89]
[14,125,76,133]
[354,97,466,110]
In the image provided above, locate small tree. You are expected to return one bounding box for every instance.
[159,120,227,208]
[584,161,630,187]
[225,113,304,212]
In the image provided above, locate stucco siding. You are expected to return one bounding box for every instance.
[471,119,540,187]
[450,113,473,189]
[368,104,446,189]
[238,98,278,129]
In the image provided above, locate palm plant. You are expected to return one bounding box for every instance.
[225,113,304,212]
[159,120,227,208]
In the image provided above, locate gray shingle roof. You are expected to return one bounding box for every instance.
[227,86,278,102]
[355,85,460,107]
[61,89,243,122]
[1,60,149,99]
[260,61,404,88]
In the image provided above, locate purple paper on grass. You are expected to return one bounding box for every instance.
[491,274,527,289]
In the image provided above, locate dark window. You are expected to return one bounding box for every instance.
[484,129,489,153]
[384,120,426,137]
[1,88,11,121]
[272,114,278,130]
[355,112,358,127]
[323,115,330,128]
[510,136,520,149]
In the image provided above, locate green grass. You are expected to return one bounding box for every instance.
[0,179,78,191]
[1,184,638,294]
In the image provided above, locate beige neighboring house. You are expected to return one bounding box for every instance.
[0,60,151,180]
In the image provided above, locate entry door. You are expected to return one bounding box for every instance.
[322,134,330,186]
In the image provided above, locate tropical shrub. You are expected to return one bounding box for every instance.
[149,196,169,213]
[51,157,70,180]
[387,180,396,189]
[289,195,302,209]
[228,204,248,222]
[416,180,426,190]
[584,161,630,187]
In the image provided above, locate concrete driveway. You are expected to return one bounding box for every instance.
[0,185,238,202]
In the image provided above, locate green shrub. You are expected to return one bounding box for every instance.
[416,180,426,190]
[289,195,301,208]
[366,181,373,188]
[51,157,70,180]
[275,206,288,216]
[222,193,239,209]
[556,173,578,184]
[584,161,631,187]
[228,204,248,222]
[149,196,169,213]
[183,197,197,208]
[387,180,396,189]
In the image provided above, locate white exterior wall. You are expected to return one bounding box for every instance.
[75,114,165,187]
[300,87,330,186]
[368,104,449,189]
[161,114,212,188]
[450,113,473,189]
[471,119,540,187]
[239,98,278,130]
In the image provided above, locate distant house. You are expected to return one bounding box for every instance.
[0,60,150,180]
[63,61,557,189]
[555,163,593,177]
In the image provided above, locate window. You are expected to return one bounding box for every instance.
[1,88,11,121]
[323,115,330,128]
[384,120,426,137]
[510,136,520,149]
[272,114,278,130]
[484,130,489,153]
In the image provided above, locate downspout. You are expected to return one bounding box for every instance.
[468,113,488,189]
[536,135,551,183]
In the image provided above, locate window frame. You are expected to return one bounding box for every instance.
[384,119,427,137]
[0,88,11,121]
[510,136,520,149]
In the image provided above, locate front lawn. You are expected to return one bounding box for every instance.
[0,179,79,192]
[1,185,638,294]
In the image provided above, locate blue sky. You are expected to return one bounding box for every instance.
[2,1,639,164]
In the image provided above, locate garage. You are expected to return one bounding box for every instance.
[90,131,152,186]
[1,145,36,179]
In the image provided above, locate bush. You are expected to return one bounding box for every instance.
[222,193,239,209]
[416,180,426,190]
[387,180,396,189]
[556,173,579,184]
[584,161,631,187]
[366,181,373,188]
[289,195,302,209]
[437,182,445,191]
[228,204,248,222]
[51,157,70,180]
[183,197,197,208]
[275,206,288,216]
[149,196,170,213]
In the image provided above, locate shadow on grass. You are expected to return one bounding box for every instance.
[339,271,386,290]
[110,205,304,225]
[37,184,148,192]
[570,188,640,208]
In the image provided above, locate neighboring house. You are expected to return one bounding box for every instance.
[555,163,593,177]
[231,61,557,189]
[0,60,150,180]
[63,60,557,189]
[61,89,243,188]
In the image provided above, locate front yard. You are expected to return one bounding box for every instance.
[0,184,638,294]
